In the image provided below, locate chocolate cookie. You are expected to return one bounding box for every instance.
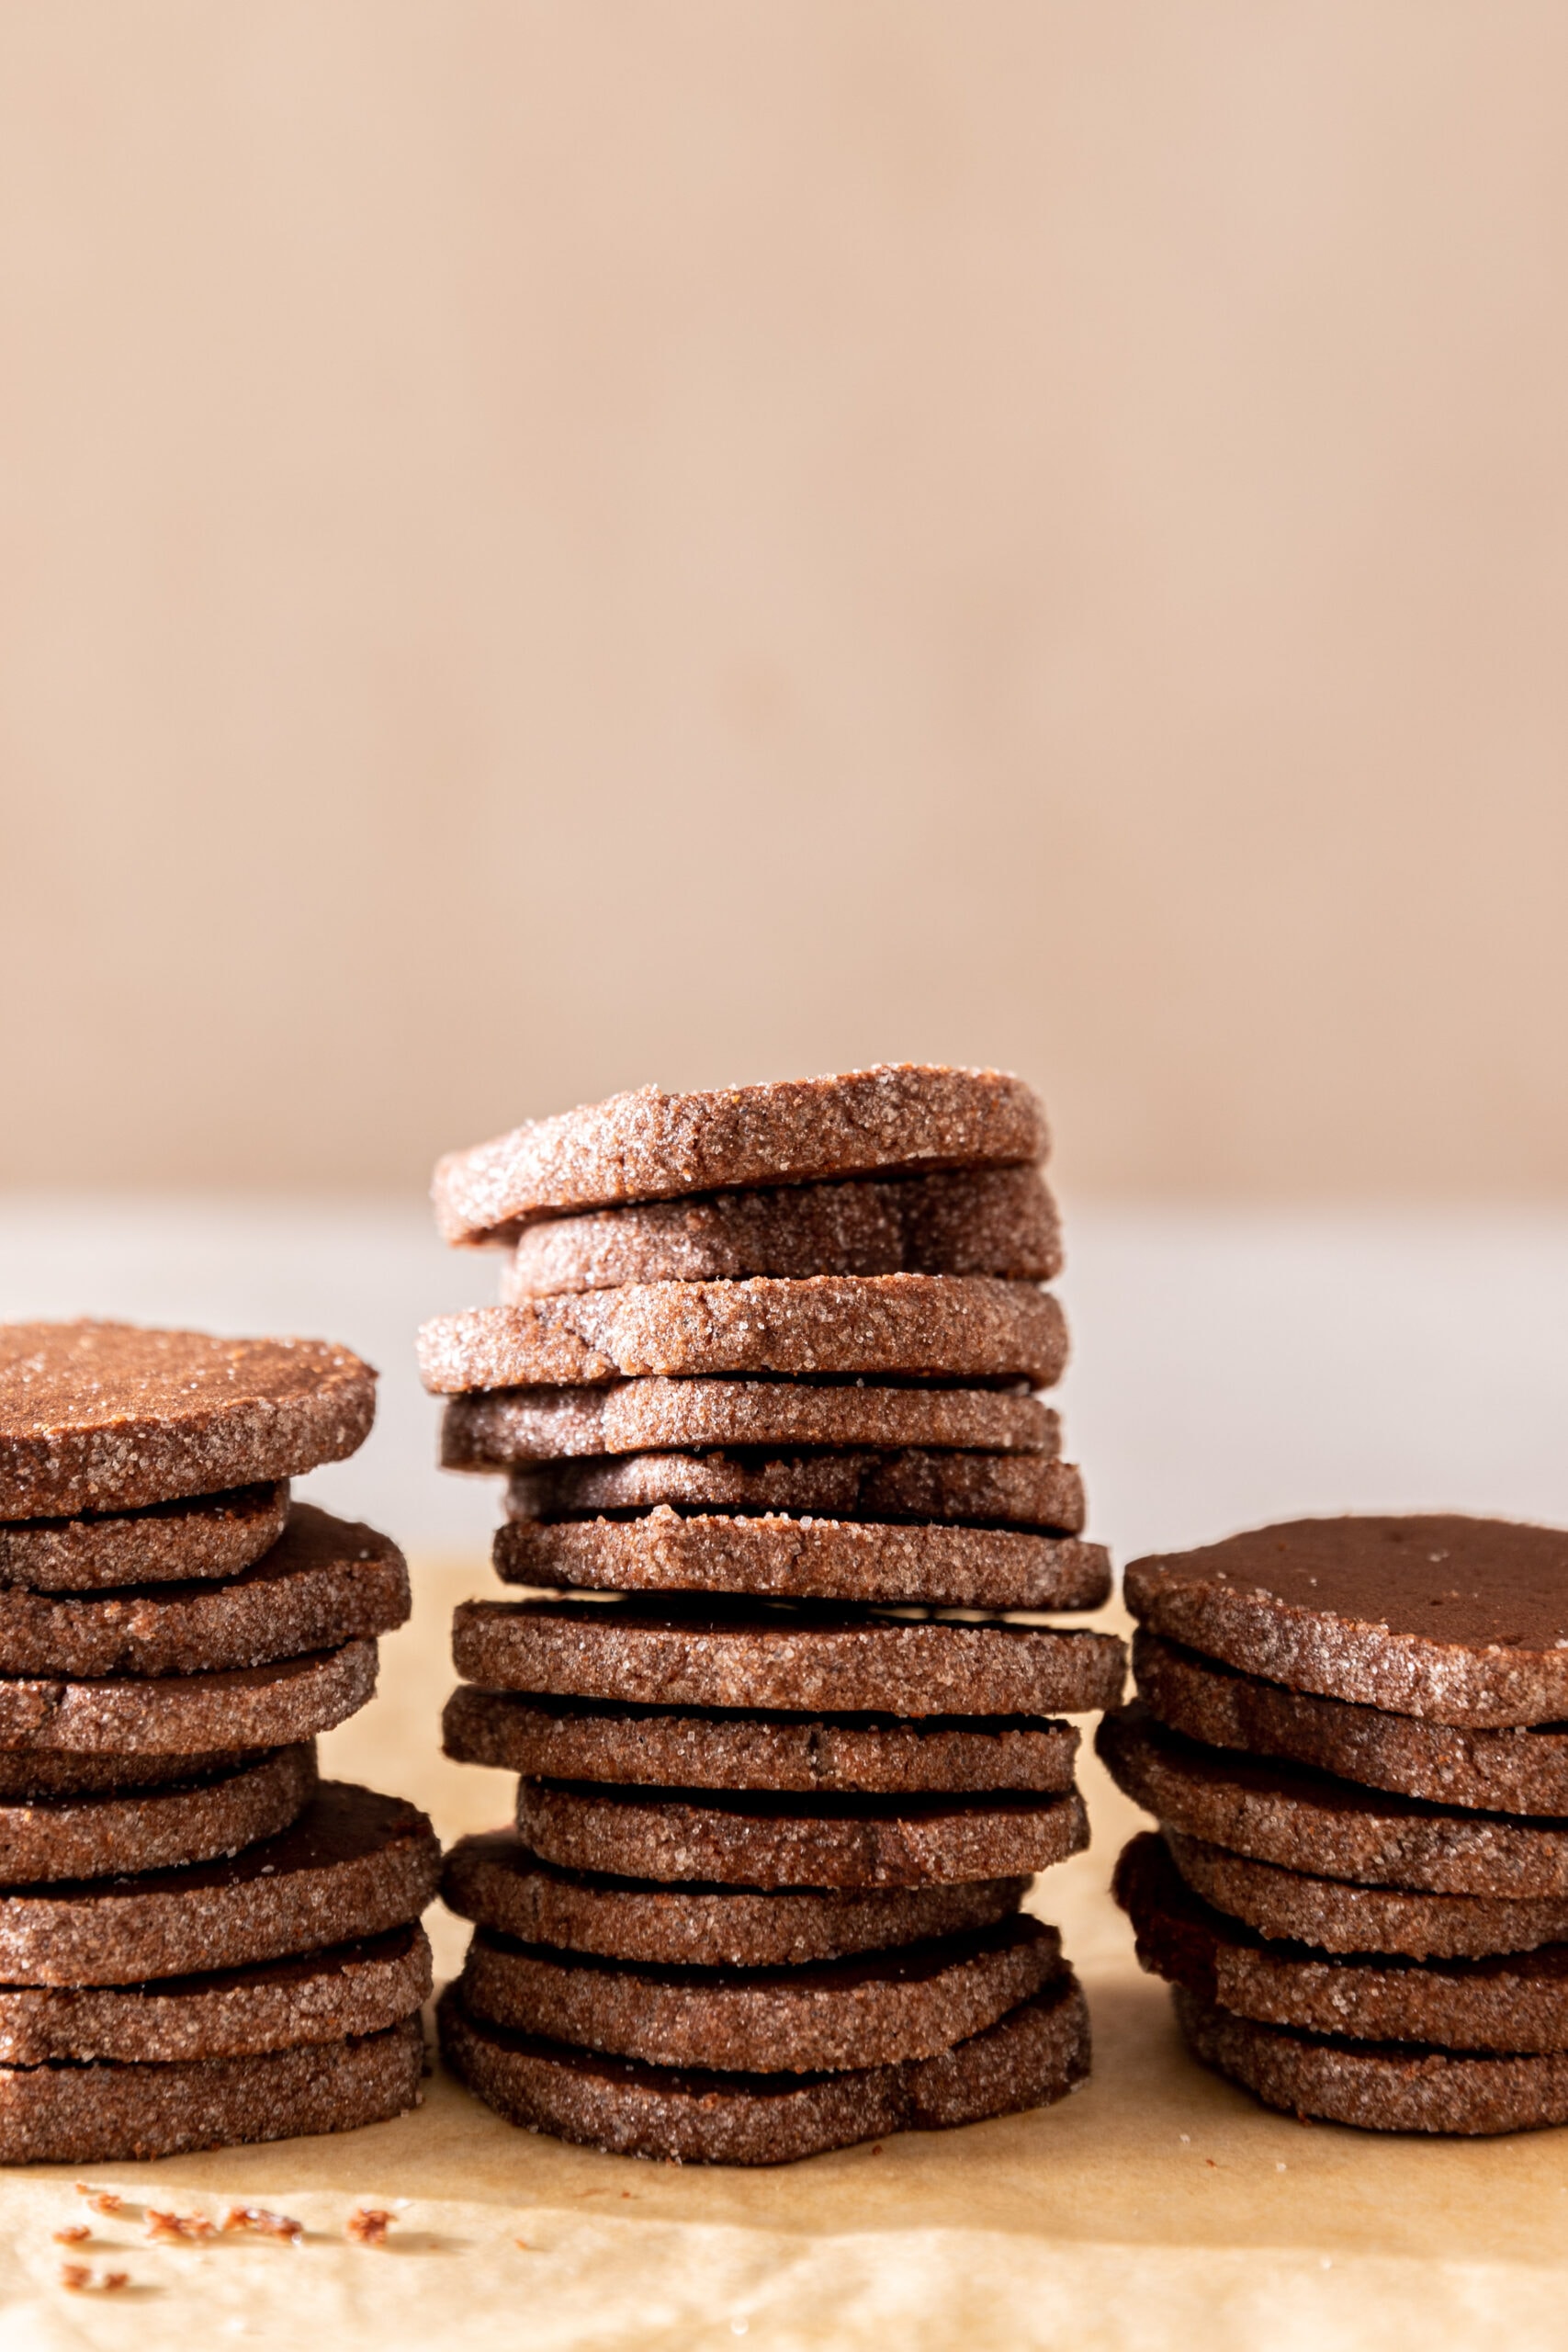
[445,1381,1056,1468]
[419,1278,1066,1395]
[443,1687,1079,1795]
[494,1513,1110,1613]
[443,1832,1028,1965]
[433,1065,1046,1247]
[514,1778,1089,1889]
[454,1597,1126,1719]
[1124,1514,1568,1730]
[1116,1831,1568,2053]
[0,1505,408,1679]
[504,1166,1062,1296]
[0,1748,252,1798]
[1163,1828,1568,1961]
[0,1321,376,1518]
[0,1923,432,2064]
[1173,1984,1568,2136]
[1134,1630,1568,1816]
[458,1915,1060,2074]
[437,1968,1088,2164]
[0,1741,315,1887]
[0,1638,378,1756]
[0,1781,440,1986]
[1097,1704,1568,1896]
[506,1449,1085,1532]
[0,2013,423,2164]
[0,1483,289,1592]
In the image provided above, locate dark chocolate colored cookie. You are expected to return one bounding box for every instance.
[1116,1831,1568,2053]
[0,1482,289,1592]
[0,1638,378,1757]
[1124,1515,1568,1729]
[0,1321,376,1518]
[458,1915,1060,2073]
[494,1511,1109,1613]
[504,1165,1062,1295]
[1134,1629,1568,1815]
[437,1970,1088,2163]
[0,1741,315,1887]
[433,1065,1046,1247]
[442,1831,1029,1967]
[505,1448,1086,1532]
[454,1597,1126,1720]
[443,1687,1078,1795]
[515,1778,1088,1890]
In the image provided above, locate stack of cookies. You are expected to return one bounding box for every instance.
[1103,1514,1568,2135]
[0,1319,441,2163]
[420,1065,1125,2164]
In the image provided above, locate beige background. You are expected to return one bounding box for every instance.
[4,1,1567,1200]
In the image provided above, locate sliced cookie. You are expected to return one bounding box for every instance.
[1097,1703,1568,1896]
[0,1781,440,1986]
[0,1637,378,1757]
[433,1065,1046,1247]
[0,1922,433,2064]
[454,1596,1126,1718]
[504,1165,1062,1297]
[445,1380,1056,1468]
[506,1449,1085,1532]
[0,2013,423,2164]
[1115,1830,1568,2053]
[0,1321,376,1518]
[0,1482,289,1592]
[438,1968,1089,2164]
[419,1277,1066,1395]
[0,1504,408,1679]
[443,1687,1079,1795]
[458,1915,1060,2074]
[1124,1514,1568,1729]
[1134,1629,1568,1816]
[514,1778,1088,1889]
[442,1831,1030,1967]
[1162,1828,1568,1961]
[0,1741,315,1886]
[1173,1984,1568,2136]
[494,1513,1109,1613]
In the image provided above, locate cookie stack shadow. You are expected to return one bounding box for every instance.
[0,1320,442,2164]
[422,1064,1127,2163]
[1102,1513,1568,2135]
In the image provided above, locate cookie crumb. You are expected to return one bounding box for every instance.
[221,2206,302,2245]
[346,2208,393,2246]
[75,2187,123,2215]
[60,2264,130,2293]
[148,2210,216,2243]
[53,2226,91,2245]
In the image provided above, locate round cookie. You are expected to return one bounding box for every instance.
[0,1748,252,1798]
[1173,1984,1568,2136]
[445,1381,1057,1468]
[433,1064,1046,1247]
[0,1637,378,1757]
[454,1597,1127,1719]
[0,1321,376,1519]
[0,1923,432,2064]
[419,1277,1066,1396]
[443,1687,1079,1795]
[0,1781,440,1986]
[1115,1831,1568,2053]
[0,2013,423,2164]
[506,1449,1086,1532]
[1134,1629,1568,1816]
[1163,1828,1568,1961]
[494,1513,1110,1614]
[459,1916,1060,2074]
[443,1832,1029,1966]
[515,1779,1089,1890]
[1124,1514,1568,1730]
[1098,1702,1568,1895]
[0,1505,408,1679]
[0,1742,315,1887]
[438,1969,1089,2165]
[0,1482,289,1592]
[505,1165,1062,1297]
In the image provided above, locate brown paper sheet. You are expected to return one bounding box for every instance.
[3,1561,1566,2349]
